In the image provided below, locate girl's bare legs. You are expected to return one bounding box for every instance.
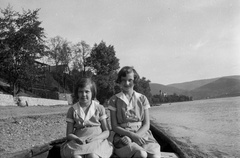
[85,153,99,158]
[133,150,147,158]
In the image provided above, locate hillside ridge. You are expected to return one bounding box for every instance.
[150,75,240,99]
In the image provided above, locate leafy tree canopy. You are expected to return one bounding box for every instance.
[47,36,72,68]
[72,40,91,74]
[86,41,120,104]
[134,77,152,103]
[87,41,120,76]
[0,5,46,95]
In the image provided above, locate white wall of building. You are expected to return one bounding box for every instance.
[0,94,15,106]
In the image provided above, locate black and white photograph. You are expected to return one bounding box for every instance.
[1,0,240,158]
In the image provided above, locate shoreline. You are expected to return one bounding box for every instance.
[0,106,69,156]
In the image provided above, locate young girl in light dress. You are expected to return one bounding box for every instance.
[108,66,161,158]
[61,78,113,158]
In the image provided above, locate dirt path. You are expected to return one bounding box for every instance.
[0,105,70,157]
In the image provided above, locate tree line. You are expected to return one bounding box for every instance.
[0,6,192,105]
[152,92,193,105]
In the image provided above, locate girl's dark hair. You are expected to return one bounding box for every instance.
[74,78,97,102]
[116,66,140,84]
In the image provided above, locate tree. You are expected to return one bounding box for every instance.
[86,41,120,104]
[46,36,72,91]
[134,77,152,103]
[86,41,120,75]
[47,36,72,69]
[0,5,46,95]
[65,40,92,95]
[72,41,91,75]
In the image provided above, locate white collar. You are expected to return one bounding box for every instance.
[116,91,141,108]
[73,100,98,121]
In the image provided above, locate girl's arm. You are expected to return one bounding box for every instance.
[135,108,150,136]
[66,122,84,144]
[85,118,110,143]
[110,110,135,138]
[111,109,150,145]
[130,109,150,145]
[65,107,85,144]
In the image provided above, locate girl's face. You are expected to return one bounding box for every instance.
[78,84,92,106]
[120,72,134,93]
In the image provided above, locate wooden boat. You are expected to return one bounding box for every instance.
[5,121,185,158]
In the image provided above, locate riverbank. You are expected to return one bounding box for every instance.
[150,96,240,158]
[0,105,69,157]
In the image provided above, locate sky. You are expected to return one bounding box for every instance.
[1,0,240,85]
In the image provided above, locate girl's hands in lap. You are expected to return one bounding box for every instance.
[75,138,84,145]
[121,136,132,145]
[85,137,97,143]
[131,133,146,146]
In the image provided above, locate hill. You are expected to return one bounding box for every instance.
[187,77,240,99]
[0,71,68,99]
[167,78,219,91]
[150,75,240,100]
[30,71,69,99]
[168,75,240,91]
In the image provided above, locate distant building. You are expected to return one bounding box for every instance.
[163,92,168,97]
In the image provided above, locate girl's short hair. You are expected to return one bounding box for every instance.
[116,66,140,84]
[74,78,97,101]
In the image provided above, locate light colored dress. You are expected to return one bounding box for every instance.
[60,100,113,158]
[108,91,161,158]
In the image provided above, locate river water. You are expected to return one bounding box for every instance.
[149,96,240,158]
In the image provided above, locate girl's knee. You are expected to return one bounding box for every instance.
[85,153,99,158]
[133,150,147,158]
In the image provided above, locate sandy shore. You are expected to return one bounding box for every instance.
[0,105,208,158]
[0,105,70,157]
